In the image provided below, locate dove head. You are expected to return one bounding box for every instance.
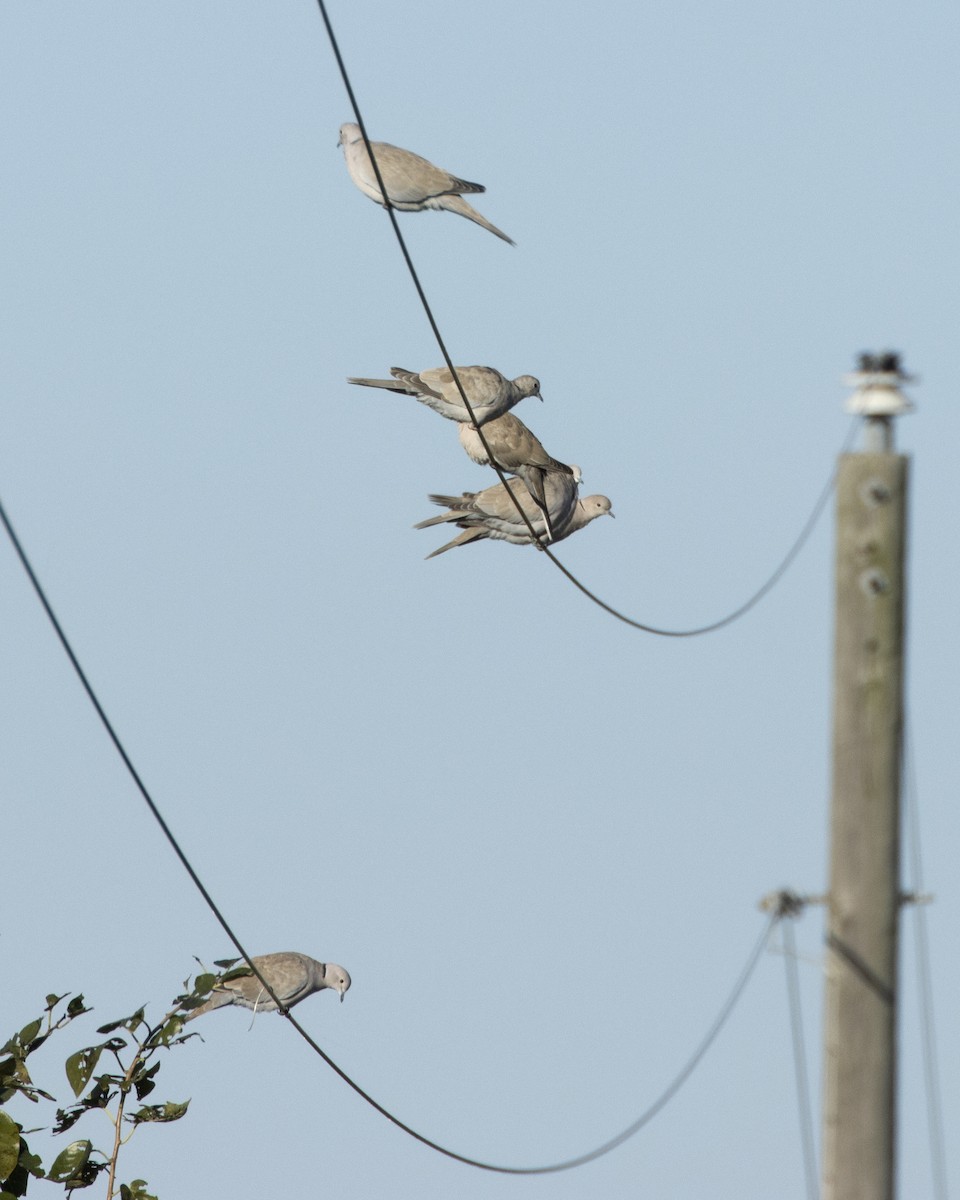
[325,963,352,1002]
[583,495,614,522]
[338,123,362,149]
[514,375,542,401]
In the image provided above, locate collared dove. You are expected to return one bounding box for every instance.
[419,472,579,541]
[184,953,351,1020]
[458,412,580,541]
[346,365,541,426]
[416,479,614,559]
[338,123,514,245]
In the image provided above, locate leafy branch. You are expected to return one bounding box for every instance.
[1,965,230,1200]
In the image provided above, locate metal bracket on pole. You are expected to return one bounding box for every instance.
[759,889,827,918]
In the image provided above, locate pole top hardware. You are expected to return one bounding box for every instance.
[843,351,916,418]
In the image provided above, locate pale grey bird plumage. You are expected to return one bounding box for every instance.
[418,472,579,539]
[416,477,613,558]
[338,122,515,245]
[347,365,541,425]
[458,412,580,541]
[184,953,351,1020]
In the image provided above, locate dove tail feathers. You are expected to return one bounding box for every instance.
[413,493,480,528]
[427,493,473,508]
[346,376,409,392]
[414,512,462,530]
[433,195,515,245]
[425,528,487,559]
[183,991,232,1022]
[445,176,486,195]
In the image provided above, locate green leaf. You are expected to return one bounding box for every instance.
[133,1063,160,1102]
[53,1107,85,1136]
[65,1048,103,1098]
[0,1114,20,1180]
[119,1180,157,1200]
[0,1175,27,1200]
[96,1009,145,1037]
[152,1016,183,1046]
[17,1148,44,1178]
[212,957,240,969]
[193,973,217,995]
[12,1083,56,1104]
[219,966,253,984]
[129,1099,190,1126]
[16,1023,41,1050]
[0,1058,18,1107]
[53,1077,114,1135]
[65,997,91,1020]
[45,993,68,1011]
[0,1053,43,1107]
[1,1142,44,1199]
[63,1159,105,1190]
[46,1140,91,1183]
[93,1019,125,1036]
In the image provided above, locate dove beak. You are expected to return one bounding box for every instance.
[339,988,345,1003]
[609,511,616,519]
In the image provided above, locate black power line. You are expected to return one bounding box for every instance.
[781,916,820,1200]
[317,0,855,637]
[1,489,776,1172]
[904,720,950,1200]
[0,1,865,1175]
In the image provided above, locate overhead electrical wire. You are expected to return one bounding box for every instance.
[315,0,857,638]
[0,1,878,1177]
[0,491,778,1172]
[780,916,820,1200]
[904,719,949,1200]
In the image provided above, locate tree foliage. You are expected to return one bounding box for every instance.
[1,966,229,1200]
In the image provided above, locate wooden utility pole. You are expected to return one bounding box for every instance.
[821,353,914,1200]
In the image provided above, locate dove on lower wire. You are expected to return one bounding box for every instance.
[418,472,579,546]
[458,411,580,541]
[347,366,541,426]
[184,953,351,1020]
[416,479,614,559]
[338,123,515,245]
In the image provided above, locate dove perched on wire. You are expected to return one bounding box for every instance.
[347,365,541,426]
[184,953,351,1020]
[416,477,613,559]
[458,412,580,541]
[418,472,579,548]
[338,122,515,245]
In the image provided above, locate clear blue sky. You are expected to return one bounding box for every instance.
[2,2,957,1197]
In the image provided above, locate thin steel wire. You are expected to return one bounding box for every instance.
[904,720,950,1200]
[2,490,775,1172]
[277,911,776,1174]
[317,0,855,638]
[781,918,820,1200]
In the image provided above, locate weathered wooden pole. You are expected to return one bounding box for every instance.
[821,353,914,1200]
